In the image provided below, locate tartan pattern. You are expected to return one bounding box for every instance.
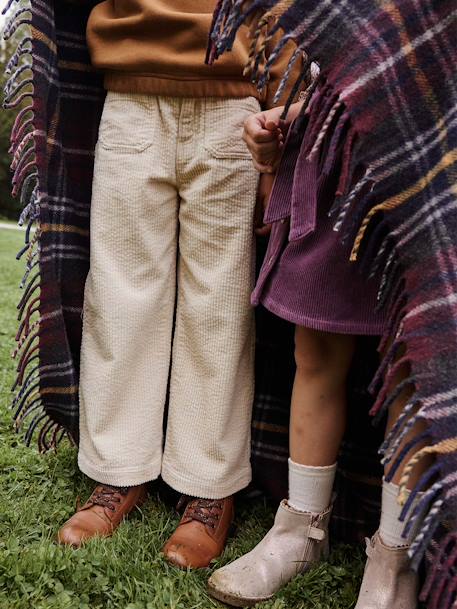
[3,0,104,448]
[208,2,457,607]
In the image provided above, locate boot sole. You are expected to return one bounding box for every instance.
[207,582,274,608]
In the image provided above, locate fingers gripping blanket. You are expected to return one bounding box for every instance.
[207,1,457,607]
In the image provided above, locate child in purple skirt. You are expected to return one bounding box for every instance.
[207,92,430,608]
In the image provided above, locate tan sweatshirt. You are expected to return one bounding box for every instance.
[86,0,300,107]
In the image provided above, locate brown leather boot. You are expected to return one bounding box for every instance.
[57,483,148,547]
[163,495,234,569]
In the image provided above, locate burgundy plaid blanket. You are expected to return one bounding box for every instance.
[207,1,457,607]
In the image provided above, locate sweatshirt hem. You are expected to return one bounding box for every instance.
[104,72,263,102]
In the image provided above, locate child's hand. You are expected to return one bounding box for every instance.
[255,173,276,236]
[243,106,286,174]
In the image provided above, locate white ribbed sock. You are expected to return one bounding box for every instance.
[288,458,337,514]
[380,479,423,547]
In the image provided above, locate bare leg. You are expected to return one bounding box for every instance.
[290,325,356,466]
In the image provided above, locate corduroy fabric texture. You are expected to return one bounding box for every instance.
[252,110,387,333]
[208,2,457,607]
[78,92,259,497]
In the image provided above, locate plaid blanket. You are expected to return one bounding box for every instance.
[3,0,104,446]
[208,1,457,607]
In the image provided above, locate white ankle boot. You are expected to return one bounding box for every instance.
[355,532,419,609]
[207,500,331,607]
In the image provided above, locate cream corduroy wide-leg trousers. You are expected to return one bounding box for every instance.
[78,92,260,498]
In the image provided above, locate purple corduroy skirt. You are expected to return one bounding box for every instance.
[252,110,387,336]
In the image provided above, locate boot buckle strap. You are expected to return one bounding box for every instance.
[365,536,374,558]
[307,525,326,542]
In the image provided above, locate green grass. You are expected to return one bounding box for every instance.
[0,228,364,609]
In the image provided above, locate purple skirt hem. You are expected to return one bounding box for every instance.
[257,294,384,336]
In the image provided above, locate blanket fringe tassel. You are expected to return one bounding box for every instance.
[2,0,67,452]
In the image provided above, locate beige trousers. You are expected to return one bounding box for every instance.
[78,93,260,498]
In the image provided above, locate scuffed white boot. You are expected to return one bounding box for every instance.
[355,532,419,609]
[207,499,331,607]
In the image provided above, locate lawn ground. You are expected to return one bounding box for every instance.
[0,226,364,609]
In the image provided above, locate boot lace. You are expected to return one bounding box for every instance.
[87,485,129,512]
[179,496,224,529]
